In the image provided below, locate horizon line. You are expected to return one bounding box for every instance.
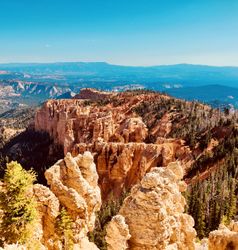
[0,61,238,68]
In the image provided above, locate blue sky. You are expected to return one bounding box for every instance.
[0,0,238,66]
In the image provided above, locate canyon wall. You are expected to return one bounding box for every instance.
[35,89,193,198]
[72,140,191,199]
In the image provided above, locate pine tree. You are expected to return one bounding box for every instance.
[226,178,236,221]
[196,185,206,238]
[56,207,74,250]
[0,161,38,244]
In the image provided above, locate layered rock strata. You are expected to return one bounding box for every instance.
[35,89,193,198]
[72,140,191,198]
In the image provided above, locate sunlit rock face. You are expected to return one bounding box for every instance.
[72,140,189,199]
[208,221,238,250]
[44,151,101,249]
[106,162,197,250]
[106,215,131,250]
[20,151,101,250]
[35,89,192,199]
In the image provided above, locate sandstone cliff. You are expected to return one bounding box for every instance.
[72,140,191,199]
[32,151,101,249]
[34,89,193,198]
[106,162,197,250]
[34,98,149,154]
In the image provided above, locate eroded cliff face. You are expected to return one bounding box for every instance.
[72,140,191,199]
[34,151,101,250]
[34,98,149,154]
[106,162,197,250]
[35,89,193,198]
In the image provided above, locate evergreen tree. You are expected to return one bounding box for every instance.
[226,178,236,221]
[56,207,74,250]
[0,161,38,245]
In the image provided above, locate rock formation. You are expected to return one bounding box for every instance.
[43,151,101,249]
[2,152,238,250]
[106,215,131,250]
[106,162,197,250]
[72,140,191,199]
[32,184,60,249]
[208,221,238,250]
[34,98,149,154]
[18,151,101,250]
[34,89,193,198]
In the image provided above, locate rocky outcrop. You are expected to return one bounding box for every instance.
[112,117,148,143]
[44,151,101,248]
[34,89,193,198]
[21,152,101,250]
[106,215,131,250]
[72,140,192,199]
[32,184,60,249]
[106,162,196,250]
[208,221,238,250]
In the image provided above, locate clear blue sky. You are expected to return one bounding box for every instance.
[1,0,238,66]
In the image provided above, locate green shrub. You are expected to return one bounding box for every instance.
[0,161,38,245]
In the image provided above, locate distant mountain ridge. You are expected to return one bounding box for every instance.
[1,62,238,112]
[1,62,238,88]
[167,84,238,108]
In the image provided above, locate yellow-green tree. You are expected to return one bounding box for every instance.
[56,207,74,250]
[0,161,38,245]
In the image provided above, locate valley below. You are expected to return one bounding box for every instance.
[1,62,238,114]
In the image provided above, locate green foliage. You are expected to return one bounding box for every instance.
[186,125,238,180]
[132,96,226,147]
[186,162,237,238]
[56,207,74,250]
[0,161,38,245]
[88,191,128,250]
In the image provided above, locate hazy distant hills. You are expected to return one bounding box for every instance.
[167,84,238,108]
[1,62,238,88]
[0,81,72,114]
[1,62,238,111]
